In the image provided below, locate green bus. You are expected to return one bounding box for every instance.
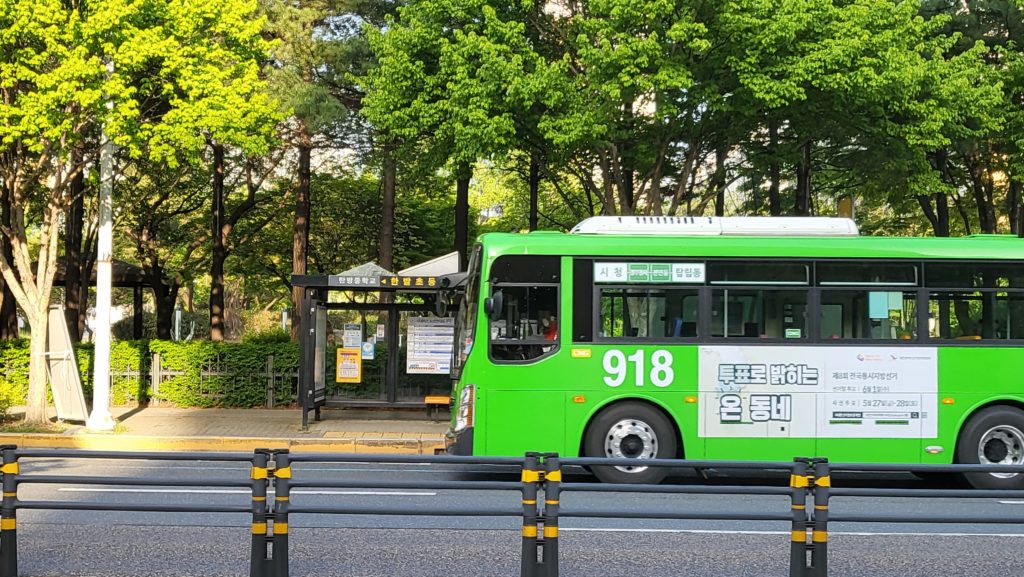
[445,216,1024,488]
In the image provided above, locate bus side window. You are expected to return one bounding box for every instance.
[711,289,808,339]
[820,290,917,340]
[598,288,698,340]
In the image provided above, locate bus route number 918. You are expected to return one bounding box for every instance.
[602,349,674,388]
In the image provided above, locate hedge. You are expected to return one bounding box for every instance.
[0,339,302,409]
[0,338,446,411]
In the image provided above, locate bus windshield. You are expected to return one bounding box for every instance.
[451,244,481,379]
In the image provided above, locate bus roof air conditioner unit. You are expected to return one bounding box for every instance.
[569,216,860,237]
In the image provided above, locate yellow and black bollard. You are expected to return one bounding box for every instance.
[250,449,272,577]
[0,445,18,577]
[520,453,542,577]
[810,459,830,577]
[271,450,291,577]
[789,458,811,577]
[541,454,561,577]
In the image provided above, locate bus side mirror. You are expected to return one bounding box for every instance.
[483,290,503,322]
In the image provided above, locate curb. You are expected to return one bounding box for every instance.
[0,433,445,455]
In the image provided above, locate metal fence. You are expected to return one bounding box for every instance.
[0,447,1022,577]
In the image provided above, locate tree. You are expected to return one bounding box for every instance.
[0,0,275,423]
[118,158,210,339]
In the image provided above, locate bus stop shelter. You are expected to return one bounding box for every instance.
[292,255,464,428]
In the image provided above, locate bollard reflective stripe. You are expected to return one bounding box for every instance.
[252,522,268,534]
[274,467,292,479]
[789,474,809,488]
[812,531,828,543]
[274,523,288,535]
[251,467,268,480]
[791,530,806,542]
[0,463,18,475]
[522,526,538,538]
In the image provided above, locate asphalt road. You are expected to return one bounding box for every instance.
[9,456,1024,576]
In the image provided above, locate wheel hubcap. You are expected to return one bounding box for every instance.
[604,419,658,473]
[978,425,1024,479]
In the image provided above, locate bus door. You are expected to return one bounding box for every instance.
[480,254,565,455]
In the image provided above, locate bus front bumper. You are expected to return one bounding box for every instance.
[445,427,474,455]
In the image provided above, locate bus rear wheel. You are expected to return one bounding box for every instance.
[584,402,677,484]
[957,406,1024,490]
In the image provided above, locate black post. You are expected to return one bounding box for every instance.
[0,445,18,577]
[250,450,271,577]
[386,304,400,403]
[520,453,541,577]
[811,459,830,577]
[789,458,810,577]
[541,454,561,577]
[272,450,291,577]
[299,289,314,430]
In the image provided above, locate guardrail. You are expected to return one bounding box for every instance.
[0,446,1022,577]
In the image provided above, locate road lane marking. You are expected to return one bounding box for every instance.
[998,500,1024,504]
[57,488,436,496]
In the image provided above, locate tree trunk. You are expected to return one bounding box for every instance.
[209,143,227,341]
[768,121,781,216]
[0,184,17,340]
[969,159,994,233]
[794,140,812,216]
[713,144,727,217]
[612,142,635,215]
[936,192,950,237]
[1008,177,1021,236]
[149,265,179,341]
[64,162,85,342]
[377,149,397,307]
[454,164,471,271]
[528,153,540,231]
[379,149,396,272]
[290,128,312,340]
[26,311,49,423]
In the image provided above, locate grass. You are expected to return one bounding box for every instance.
[0,418,70,434]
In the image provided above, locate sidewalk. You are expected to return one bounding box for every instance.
[0,406,450,455]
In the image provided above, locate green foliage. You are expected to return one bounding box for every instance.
[0,340,29,416]
[242,329,292,344]
[235,169,461,301]
[74,341,151,406]
[148,340,300,408]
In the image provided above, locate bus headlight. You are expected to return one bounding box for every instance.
[455,384,475,432]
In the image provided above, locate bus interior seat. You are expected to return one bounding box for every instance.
[670,318,697,338]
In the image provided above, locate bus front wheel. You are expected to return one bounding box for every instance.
[957,406,1024,490]
[584,402,677,484]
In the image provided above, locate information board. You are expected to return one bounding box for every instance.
[335,348,362,383]
[406,317,454,374]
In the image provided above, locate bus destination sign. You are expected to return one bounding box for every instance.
[594,262,705,284]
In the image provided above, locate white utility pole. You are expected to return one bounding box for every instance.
[87,60,116,431]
